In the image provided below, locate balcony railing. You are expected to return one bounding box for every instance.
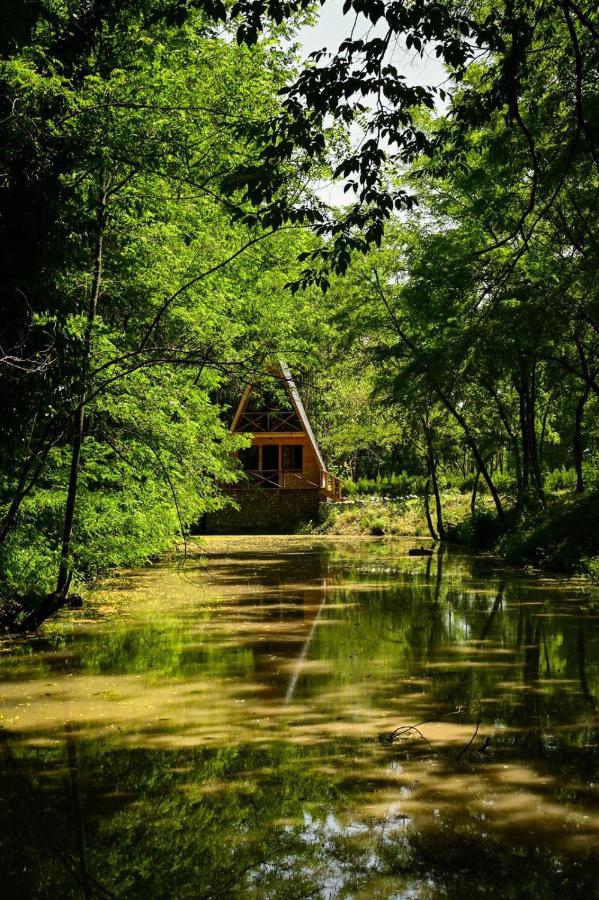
[236,410,302,433]
[235,469,342,500]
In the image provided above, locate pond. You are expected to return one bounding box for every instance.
[0,536,598,898]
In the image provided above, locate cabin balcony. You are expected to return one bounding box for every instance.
[234,468,342,500]
[235,410,302,433]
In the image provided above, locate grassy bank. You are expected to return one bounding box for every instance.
[314,490,599,581]
[313,493,476,538]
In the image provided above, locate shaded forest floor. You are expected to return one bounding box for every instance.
[315,490,599,580]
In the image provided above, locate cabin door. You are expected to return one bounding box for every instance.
[282,445,303,473]
[261,444,279,487]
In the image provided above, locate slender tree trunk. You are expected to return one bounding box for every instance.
[431,452,445,539]
[56,181,107,600]
[574,384,590,492]
[0,434,59,549]
[517,362,545,507]
[423,478,438,541]
[528,363,546,507]
[518,381,530,495]
[539,397,552,466]
[423,421,445,539]
[489,385,523,502]
[471,468,480,517]
[441,395,505,519]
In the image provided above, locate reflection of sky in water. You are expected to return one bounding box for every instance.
[0,536,598,897]
[258,809,413,897]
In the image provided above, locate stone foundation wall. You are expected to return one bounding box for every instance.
[205,488,321,534]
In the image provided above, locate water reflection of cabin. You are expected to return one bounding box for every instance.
[231,363,342,501]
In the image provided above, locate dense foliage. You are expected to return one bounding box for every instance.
[284,0,599,570]
[0,1,320,623]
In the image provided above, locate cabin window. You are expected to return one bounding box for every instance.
[260,444,279,487]
[282,444,303,472]
[239,445,259,471]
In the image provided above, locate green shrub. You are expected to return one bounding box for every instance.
[585,557,599,584]
[492,472,518,497]
[295,520,316,535]
[448,471,517,497]
[368,516,387,536]
[342,477,357,497]
[499,489,599,572]
[545,467,578,492]
[449,473,477,493]
[349,471,425,498]
[447,509,503,548]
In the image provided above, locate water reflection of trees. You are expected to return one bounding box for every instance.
[1,539,598,897]
[2,731,598,899]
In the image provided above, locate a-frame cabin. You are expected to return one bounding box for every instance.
[230,361,342,501]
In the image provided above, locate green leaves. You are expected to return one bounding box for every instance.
[0,0,324,605]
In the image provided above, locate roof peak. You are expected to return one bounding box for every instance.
[230,361,327,472]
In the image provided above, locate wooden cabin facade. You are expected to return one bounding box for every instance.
[230,362,342,501]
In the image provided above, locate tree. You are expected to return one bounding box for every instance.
[0,0,319,625]
[197,1,599,287]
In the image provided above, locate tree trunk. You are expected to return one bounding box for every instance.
[528,363,546,507]
[56,181,107,600]
[489,385,523,502]
[423,479,438,541]
[538,393,554,466]
[574,384,590,493]
[432,453,445,539]
[517,362,545,507]
[471,467,480,517]
[518,381,530,495]
[423,424,445,540]
[441,395,505,519]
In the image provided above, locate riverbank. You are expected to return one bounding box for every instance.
[314,490,599,580]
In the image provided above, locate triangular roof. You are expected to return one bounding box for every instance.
[230,361,327,473]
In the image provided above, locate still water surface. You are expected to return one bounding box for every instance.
[1,536,598,898]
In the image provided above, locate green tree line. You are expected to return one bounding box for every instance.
[0,0,324,626]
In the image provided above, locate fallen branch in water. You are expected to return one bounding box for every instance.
[378,701,487,763]
[381,723,434,752]
[379,706,465,746]
[455,698,483,762]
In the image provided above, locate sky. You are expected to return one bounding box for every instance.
[293,3,447,205]
[297,2,446,86]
